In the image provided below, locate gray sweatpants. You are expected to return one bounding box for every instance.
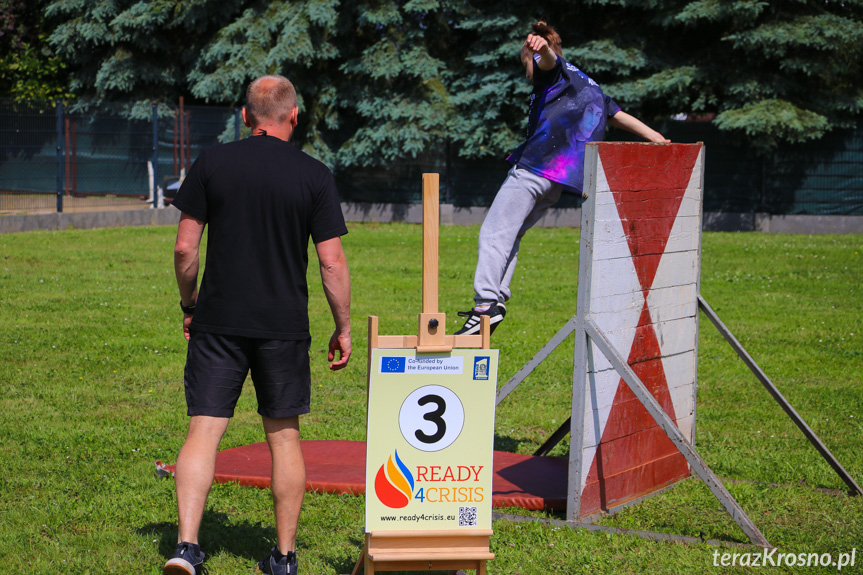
[473,166,564,307]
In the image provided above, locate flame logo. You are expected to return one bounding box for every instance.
[374,450,414,508]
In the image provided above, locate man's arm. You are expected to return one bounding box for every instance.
[174,212,206,341]
[315,236,351,370]
[610,110,670,143]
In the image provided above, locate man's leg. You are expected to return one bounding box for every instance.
[174,415,230,544]
[262,415,305,554]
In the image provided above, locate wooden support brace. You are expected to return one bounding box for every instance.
[584,317,771,548]
[698,295,863,496]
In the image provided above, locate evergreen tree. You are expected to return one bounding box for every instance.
[41,0,863,161]
[450,0,863,156]
[332,0,461,167]
[446,6,531,159]
[185,0,343,162]
[566,0,863,149]
[45,0,244,105]
[0,0,72,100]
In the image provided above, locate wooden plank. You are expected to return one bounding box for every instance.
[595,191,701,213]
[675,413,695,443]
[588,319,697,373]
[592,216,701,260]
[590,250,698,297]
[588,256,642,298]
[651,253,700,293]
[370,559,489,572]
[370,529,493,539]
[376,335,418,349]
[645,285,698,324]
[480,315,490,349]
[422,173,439,314]
[584,425,685,478]
[368,316,379,388]
[452,333,485,349]
[662,352,699,439]
[597,143,704,195]
[567,147,599,520]
[590,358,694,397]
[584,399,695,450]
[586,351,696,387]
[365,528,494,571]
[664,214,703,254]
[370,552,494,561]
[580,450,691,515]
[591,285,697,326]
[689,147,705,448]
[594,189,689,208]
[579,396,695,450]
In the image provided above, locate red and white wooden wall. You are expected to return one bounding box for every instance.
[571,142,705,518]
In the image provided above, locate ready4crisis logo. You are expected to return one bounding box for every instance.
[374,450,485,508]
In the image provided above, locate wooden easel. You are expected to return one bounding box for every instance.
[353,173,493,575]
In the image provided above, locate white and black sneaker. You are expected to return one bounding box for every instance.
[257,547,298,575]
[455,303,506,335]
[164,542,207,575]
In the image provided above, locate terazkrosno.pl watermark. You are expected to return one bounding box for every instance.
[713,548,856,570]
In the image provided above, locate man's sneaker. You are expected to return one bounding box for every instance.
[455,303,506,335]
[257,547,298,575]
[164,542,207,575]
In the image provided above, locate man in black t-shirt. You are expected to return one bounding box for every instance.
[164,75,351,575]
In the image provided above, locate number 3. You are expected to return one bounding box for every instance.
[399,385,464,452]
[415,395,446,444]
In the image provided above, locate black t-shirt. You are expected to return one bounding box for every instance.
[172,135,348,340]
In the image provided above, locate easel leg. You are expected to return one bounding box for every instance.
[351,542,367,575]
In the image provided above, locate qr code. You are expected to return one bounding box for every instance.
[458,506,478,527]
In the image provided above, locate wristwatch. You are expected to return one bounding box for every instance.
[180,301,196,315]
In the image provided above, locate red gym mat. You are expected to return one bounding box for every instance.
[163,440,567,511]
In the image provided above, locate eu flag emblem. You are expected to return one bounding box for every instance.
[381,357,406,373]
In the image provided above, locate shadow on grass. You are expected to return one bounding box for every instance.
[324,534,366,575]
[139,514,367,574]
[138,510,274,561]
[492,433,523,453]
[493,432,570,458]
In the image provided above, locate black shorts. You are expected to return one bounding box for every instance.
[183,331,311,419]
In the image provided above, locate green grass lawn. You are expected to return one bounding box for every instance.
[0,224,861,574]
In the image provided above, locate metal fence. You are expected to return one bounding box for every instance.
[0,99,240,214]
[1,97,861,216]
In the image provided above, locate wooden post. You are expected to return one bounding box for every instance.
[422,173,439,314]
[417,173,447,352]
[367,315,379,389]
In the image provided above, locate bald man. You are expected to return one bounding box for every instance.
[164,75,351,575]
